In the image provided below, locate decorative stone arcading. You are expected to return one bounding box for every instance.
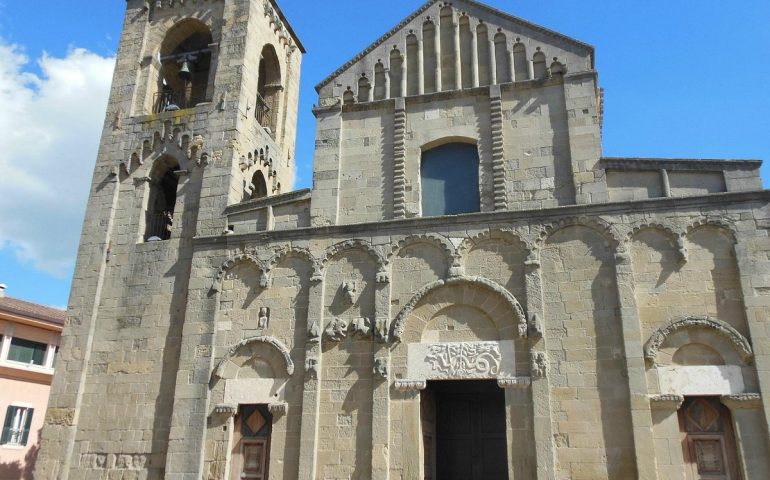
[535,216,621,252]
[121,123,209,175]
[626,222,688,263]
[649,394,685,411]
[721,393,762,410]
[212,336,294,380]
[456,229,530,268]
[644,315,754,366]
[211,253,268,293]
[497,376,532,389]
[425,343,502,379]
[391,276,527,342]
[490,86,507,210]
[323,239,389,283]
[389,234,457,274]
[394,379,426,392]
[266,246,323,282]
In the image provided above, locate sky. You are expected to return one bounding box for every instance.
[0,0,768,308]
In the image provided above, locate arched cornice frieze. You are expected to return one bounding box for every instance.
[323,239,389,283]
[644,315,753,366]
[211,254,269,292]
[535,216,622,252]
[212,335,295,381]
[457,229,531,271]
[388,234,458,277]
[685,217,738,244]
[122,124,209,175]
[626,221,688,264]
[267,246,323,282]
[391,276,527,342]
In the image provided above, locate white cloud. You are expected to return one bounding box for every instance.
[0,39,115,277]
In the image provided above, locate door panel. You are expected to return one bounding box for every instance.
[679,397,741,480]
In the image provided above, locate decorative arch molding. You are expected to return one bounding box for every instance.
[323,239,389,283]
[211,254,269,292]
[535,216,622,252]
[388,234,458,275]
[212,336,295,381]
[267,246,324,282]
[644,315,753,366]
[685,217,738,244]
[457,229,531,265]
[626,221,688,264]
[391,276,527,342]
[122,125,209,175]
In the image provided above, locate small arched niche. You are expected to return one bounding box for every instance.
[420,141,480,216]
[251,171,268,200]
[155,19,214,113]
[257,44,282,134]
[144,156,180,242]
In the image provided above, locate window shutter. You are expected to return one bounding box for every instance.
[1,406,15,444]
[21,408,34,446]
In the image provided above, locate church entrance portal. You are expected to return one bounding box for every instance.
[679,397,741,480]
[421,380,508,480]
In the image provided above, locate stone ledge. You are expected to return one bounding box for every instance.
[601,157,762,171]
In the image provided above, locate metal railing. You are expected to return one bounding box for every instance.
[255,93,272,127]
[145,212,174,241]
[153,90,204,114]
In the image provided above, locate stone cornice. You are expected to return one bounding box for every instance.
[193,190,770,249]
[601,157,763,171]
[224,189,311,216]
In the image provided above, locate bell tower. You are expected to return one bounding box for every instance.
[34,0,303,478]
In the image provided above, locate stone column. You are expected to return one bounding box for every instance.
[660,169,671,197]
[371,275,391,479]
[418,38,425,95]
[297,278,326,480]
[509,45,516,83]
[524,256,557,480]
[434,24,442,92]
[489,38,497,85]
[400,53,408,98]
[649,395,686,480]
[614,249,658,480]
[453,14,462,90]
[384,69,391,100]
[722,393,769,478]
[471,26,479,87]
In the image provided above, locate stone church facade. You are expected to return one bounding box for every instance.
[34,0,770,479]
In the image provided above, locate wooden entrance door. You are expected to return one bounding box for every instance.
[423,380,508,480]
[679,397,741,480]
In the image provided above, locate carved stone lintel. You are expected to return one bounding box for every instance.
[649,394,685,411]
[394,379,426,392]
[531,351,548,379]
[373,358,389,379]
[268,402,288,416]
[325,318,348,342]
[721,393,762,410]
[305,357,319,379]
[214,403,238,417]
[425,342,502,379]
[497,376,532,389]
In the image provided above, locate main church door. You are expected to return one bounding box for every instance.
[679,397,741,480]
[422,380,508,480]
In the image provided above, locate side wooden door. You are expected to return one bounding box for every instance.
[679,397,741,480]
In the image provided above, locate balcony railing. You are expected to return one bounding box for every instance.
[255,93,272,128]
[153,90,203,114]
[145,212,174,241]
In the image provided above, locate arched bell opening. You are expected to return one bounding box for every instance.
[144,156,180,242]
[155,19,214,113]
[257,44,282,135]
[251,171,269,200]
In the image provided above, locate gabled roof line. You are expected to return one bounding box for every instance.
[315,0,594,92]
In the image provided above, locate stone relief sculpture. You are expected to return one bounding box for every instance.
[350,317,373,338]
[325,317,348,342]
[531,351,548,378]
[425,343,502,378]
[257,307,270,329]
[305,357,319,379]
[374,318,388,343]
[373,358,389,378]
[342,281,357,305]
[308,319,322,341]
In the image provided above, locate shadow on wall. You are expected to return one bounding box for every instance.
[0,430,40,480]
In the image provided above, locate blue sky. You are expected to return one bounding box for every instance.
[0,0,768,308]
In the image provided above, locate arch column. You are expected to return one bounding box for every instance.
[384,68,391,100]
[453,14,462,90]
[434,24,442,92]
[471,26,479,87]
[418,38,425,95]
[488,38,497,85]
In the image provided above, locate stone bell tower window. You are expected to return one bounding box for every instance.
[155,20,213,113]
[421,142,481,217]
[144,157,179,242]
[257,45,282,134]
[251,171,269,200]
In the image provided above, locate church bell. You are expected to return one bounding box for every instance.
[178,60,192,81]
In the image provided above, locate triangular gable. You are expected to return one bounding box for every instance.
[315,0,594,93]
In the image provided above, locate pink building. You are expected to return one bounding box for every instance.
[0,285,63,479]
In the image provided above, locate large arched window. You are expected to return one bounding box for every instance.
[156,20,213,113]
[145,157,179,241]
[257,45,282,134]
[421,143,480,216]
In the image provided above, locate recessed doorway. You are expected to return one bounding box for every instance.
[421,380,508,480]
[679,397,741,480]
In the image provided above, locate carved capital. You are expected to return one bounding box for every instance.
[394,379,426,392]
[268,402,288,416]
[721,393,762,410]
[213,403,238,417]
[649,394,685,411]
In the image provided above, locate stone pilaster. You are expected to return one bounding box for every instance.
[490,85,506,210]
[393,98,407,219]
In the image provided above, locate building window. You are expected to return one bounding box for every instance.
[1,406,34,447]
[7,338,47,366]
[421,143,481,216]
[257,45,282,135]
[145,157,180,242]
